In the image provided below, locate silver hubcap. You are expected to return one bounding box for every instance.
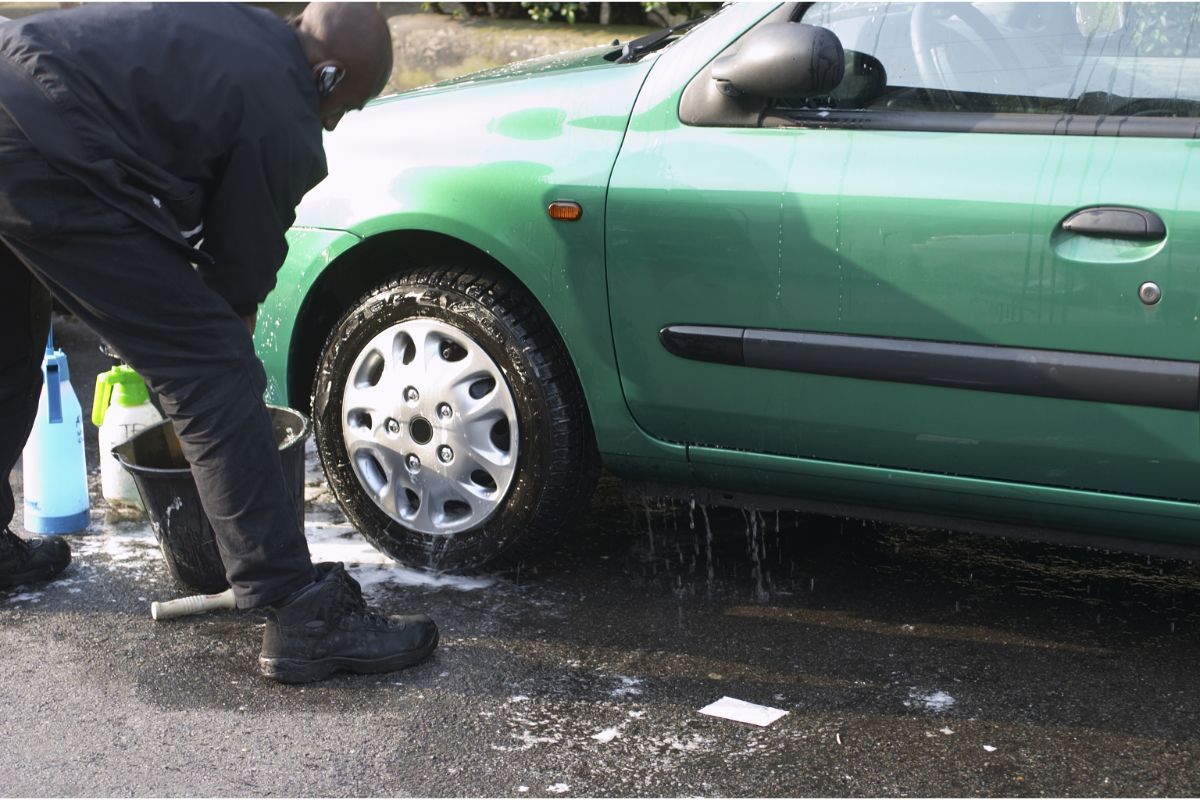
[341,318,519,536]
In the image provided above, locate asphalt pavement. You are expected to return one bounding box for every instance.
[2,315,1200,797]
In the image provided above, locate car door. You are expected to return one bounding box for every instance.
[606,2,1200,501]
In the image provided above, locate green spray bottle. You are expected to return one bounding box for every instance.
[93,365,162,509]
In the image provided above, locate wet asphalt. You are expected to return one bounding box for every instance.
[2,316,1200,797]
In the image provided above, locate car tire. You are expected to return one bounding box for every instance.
[311,265,599,572]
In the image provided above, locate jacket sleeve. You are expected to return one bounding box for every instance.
[196,128,327,316]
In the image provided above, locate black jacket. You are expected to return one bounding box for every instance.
[0,3,328,315]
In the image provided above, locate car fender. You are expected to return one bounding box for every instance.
[263,61,674,465]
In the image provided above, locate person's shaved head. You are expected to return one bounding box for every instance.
[292,3,394,131]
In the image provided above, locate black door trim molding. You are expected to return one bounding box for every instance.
[659,324,1200,410]
[756,109,1200,140]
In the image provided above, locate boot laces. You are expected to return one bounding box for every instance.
[330,569,400,629]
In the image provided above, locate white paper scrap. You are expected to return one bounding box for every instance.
[698,696,789,727]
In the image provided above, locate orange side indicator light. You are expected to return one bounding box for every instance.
[548,201,583,222]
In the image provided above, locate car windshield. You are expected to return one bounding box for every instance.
[797,2,1200,117]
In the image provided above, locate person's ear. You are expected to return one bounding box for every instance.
[314,62,346,98]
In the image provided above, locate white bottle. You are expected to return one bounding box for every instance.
[23,340,90,534]
[92,365,163,510]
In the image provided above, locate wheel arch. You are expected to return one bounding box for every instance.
[287,229,586,423]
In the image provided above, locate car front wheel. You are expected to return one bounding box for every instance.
[311,265,598,571]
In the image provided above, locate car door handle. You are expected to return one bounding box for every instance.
[1060,207,1166,241]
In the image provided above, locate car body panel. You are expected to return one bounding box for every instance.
[260,38,691,468]
[691,447,1200,554]
[608,126,1200,501]
[603,2,1200,549]
[258,1,1200,554]
[257,226,361,405]
[417,46,621,91]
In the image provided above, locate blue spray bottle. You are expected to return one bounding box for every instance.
[22,324,90,534]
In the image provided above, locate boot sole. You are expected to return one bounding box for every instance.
[0,553,71,589]
[259,630,440,684]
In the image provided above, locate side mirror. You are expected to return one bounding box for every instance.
[711,23,845,98]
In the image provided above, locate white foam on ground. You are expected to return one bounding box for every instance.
[60,454,496,597]
[72,524,162,567]
[492,730,562,752]
[65,516,496,595]
[304,518,495,594]
[905,688,956,713]
[592,727,621,743]
[648,734,715,753]
[305,519,394,566]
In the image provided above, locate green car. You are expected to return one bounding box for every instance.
[256,1,1200,569]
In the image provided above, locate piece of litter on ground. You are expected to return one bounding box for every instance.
[983,744,997,752]
[941,727,954,735]
[547,782,569,794]
[517,788,528,794]
[698,696,789,727]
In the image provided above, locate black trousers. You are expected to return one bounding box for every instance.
[0,109,314,608]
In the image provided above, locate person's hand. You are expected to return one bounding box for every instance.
[242,312,257,336]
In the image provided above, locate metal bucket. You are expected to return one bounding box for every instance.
[114,406,309,593]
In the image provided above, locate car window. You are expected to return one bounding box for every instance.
[789,2,1200,118]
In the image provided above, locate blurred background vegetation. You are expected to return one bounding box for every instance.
[437,2,715,26]
[0,2,717,91]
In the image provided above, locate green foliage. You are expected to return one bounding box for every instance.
[516,1,717,26]
[521,2,583,25]
[1125,2,1200,57]
[1076,2,1200,58]
[640,2,717,26]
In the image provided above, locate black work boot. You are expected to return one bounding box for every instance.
[259,562,439,684]
[0,527,71,588]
